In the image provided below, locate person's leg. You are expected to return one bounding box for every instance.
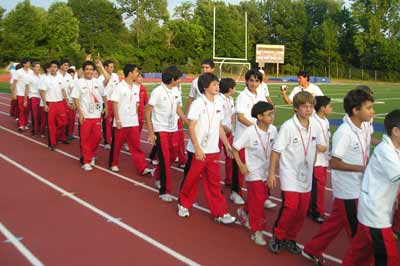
[342,223,374,266]
[273,191,300,241]
[90,118,102,160]
[154,132,172,195]
[286,192,311,240]
[179,156,205,209]
[80,118,92,164]
[47,103,57,147]
[247,180,268,232]
[126,126,148,174]
[109,127,126,167]
[55,101,67,142]
[17,96,26,128]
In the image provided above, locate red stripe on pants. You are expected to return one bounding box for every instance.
[80,118,102,164]
[47,101,67,146]
[66,105,76,137]
[154,132,176,194]
[17,96,30,127]
[179,152,228,218]
[110,126,147,174]
[30,97,41,134]
[105,101,114,144]
[39,106,47,135]
[273,191,311,240]
[392,193,400,232]
[219,132,233,185]
[10,99,19,117]
[304,198,358,257]
[343,223,399,266]
[310,166,327,216]
[171,119,186,165]
[244,180,267,232]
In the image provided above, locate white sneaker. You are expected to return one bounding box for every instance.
[141,168,153,176]
[251,231,267,246]
[104,144,111,150]
[82,164,93,171]
[154,180,161,189]
[110,165,119,172]
[90,157,96,166]
[264,199,278,209]
[174,157,179,163]
[230,191,245,205]
[151,160,158,166]
[215,213,236,224]
[237,207,250,229]
[177,204,190,217]
[124,144,129,151]
[24,126,30,130]
[159,194,173,202]
[179,164,186,169]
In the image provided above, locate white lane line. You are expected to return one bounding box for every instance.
[0,152,201,266]
[0,123,342,264]
[0,222,45,266]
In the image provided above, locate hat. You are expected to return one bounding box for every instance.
[251,101,274,118]
[259,69,265,75]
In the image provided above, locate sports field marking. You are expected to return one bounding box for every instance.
[0,222,45,266]
[0,152,201,266]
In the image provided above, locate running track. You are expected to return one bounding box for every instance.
[0,92,351,266]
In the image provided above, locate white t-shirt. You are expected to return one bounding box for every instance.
[10,69,16,84]
[59,72,74,103]
[235,88,266,139]
[186,95,224,154]
[188,78,201,99]
[110,80,140,127]
[233,124,278,182]
[39,74,65,102]
[71,78,105,119]
[272,115,324,192]
[28,73,42,98]
[358,135,400,228]
[331,115,370,199]
[148,84,182,132]
[14,68,33,96]
[98,73,119,101]
[216,93,235,132]
[258,82,270,99]
[288,83,323,101]
[312,112,331,167]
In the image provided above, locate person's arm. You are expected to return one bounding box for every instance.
[371,136,381,146]
[219,125,233,158]
[237,113,254,127]
[24,83,30,108]
[267,96,274,105]
[233,148,249,177]
[73,97,85,125]
[268,151,281,189]
[281,90,292,104]
[145,104,156,145]
[330,157,365,172]
[113,101,122,129]
[188,119,205,161]
[317,144,327,153]
[185,96,194,114]
[95,60,111,87]
[39,89,48,112]
[176,105,189,125]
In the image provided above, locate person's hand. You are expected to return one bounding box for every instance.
[148,132,157,145]
[44,105,49,112]
[116,120,122,129]
[225,144,233,159]
[194,146,205,161]
[85,54,92,61]
[239,164,249,177]
[79,113,85,125]
[23,98,28,108]
[268,174,278,190]
[95,59,103,69]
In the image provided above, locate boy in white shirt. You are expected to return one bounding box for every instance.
[217,78,236,186]
[72,61,107,171]
[309,96,332,224]
[268,91,326,254]
[302,89,375,265]
[178,73,236,224]
[258,69,274,104]
[342,109,400,266]
[27,62,42,135]
[145,66,188,202]
[9,63,19,119]
[108,64,152,176]
[13,58,33,131]
[59,59,75,141]
[234,101,278,246]
[281,70,323,104]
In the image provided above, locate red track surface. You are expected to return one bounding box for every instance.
[0,92,352,266]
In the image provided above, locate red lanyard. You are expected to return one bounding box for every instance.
[293,119,312,159]
[354,131,368,166]
[162,84,175,114]
[203,98,215,137]
[254,125,271,160]
[86,80,99,103]
[313,113,328,144]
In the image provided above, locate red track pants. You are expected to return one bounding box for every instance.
[219,132,233,185]
[244,180,268,232]
[103,101,114,144]
[310,166,327,216]
[393,193,400,233]
[17,96,30,128]
[80,118,102,164]
[39,106,47,135]
[343,223,399,266]
[231,148,245,195]
[171,119,186,165]
[47,101,67,146]
[30,97,40,134]
[304,198,358,257]
[273,191,311,241]
[10,99,19,118]
[179,152,228,218]
[109,126,147,174]
[154,132,177,195]
[65,104,76,137]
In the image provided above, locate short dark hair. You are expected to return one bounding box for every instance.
[82,60,96,71]
[123,64,137,78]
[49,60,59,68]
[103,60,114,68]
[201,59,215,69]
[198,73,219,94]
[355,85,373,96]
[297,70,310,81]
[67,68,75,74]
[20,57,31,65]
[219,78,236,94]
[60,59,70,66]
[43,63,49,74]
[343,89,375,116]
[251,101,274,118]
[314,96,331,112]
[161,65,182,84]
[245,68,262,82]
[31,61,40,67]
[16,63,22,70]
[384,109,400,136]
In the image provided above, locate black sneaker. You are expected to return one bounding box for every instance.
[48,146,55,151]
[301,250,329,266]
[268,235,282,254]
[283,240,301,254]
[62,140,70,144]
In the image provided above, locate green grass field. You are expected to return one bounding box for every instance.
[1,81,399,137]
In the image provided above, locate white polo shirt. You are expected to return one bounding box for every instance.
[331,115,370,199]
[288,83,323,101]
[110,80,140,127]
[216,93,235,132]
[186,95,224,154]
[28,73,42,98]
[148,84,182,132]
[233,124,278,182]
[71,78,105,119]
[98,73,119,101]
[312,112,331,167]
[235,88,266,139]
[188,78,201,99]
[358,135,400,228]
[272,115,324,192]
[14,68,33,96]
[258,82,270,99]
[59,72,74,102]
[40,74,65,102]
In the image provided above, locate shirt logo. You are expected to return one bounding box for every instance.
[293,138,298,144]
[312,136,316,141]
[252,140,259,146]
[216,109,221,113]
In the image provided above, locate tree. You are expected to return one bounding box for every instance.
[173,1,195,20]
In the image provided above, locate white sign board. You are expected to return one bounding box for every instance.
[256,44,285,64]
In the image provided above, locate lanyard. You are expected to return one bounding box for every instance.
[313,113,328,144]
[162,84,175,114]
[354,131,368,166]
[203,98,215,137]
[293,118,312,159]
[86,79,99,103]
[254,125,271,160]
